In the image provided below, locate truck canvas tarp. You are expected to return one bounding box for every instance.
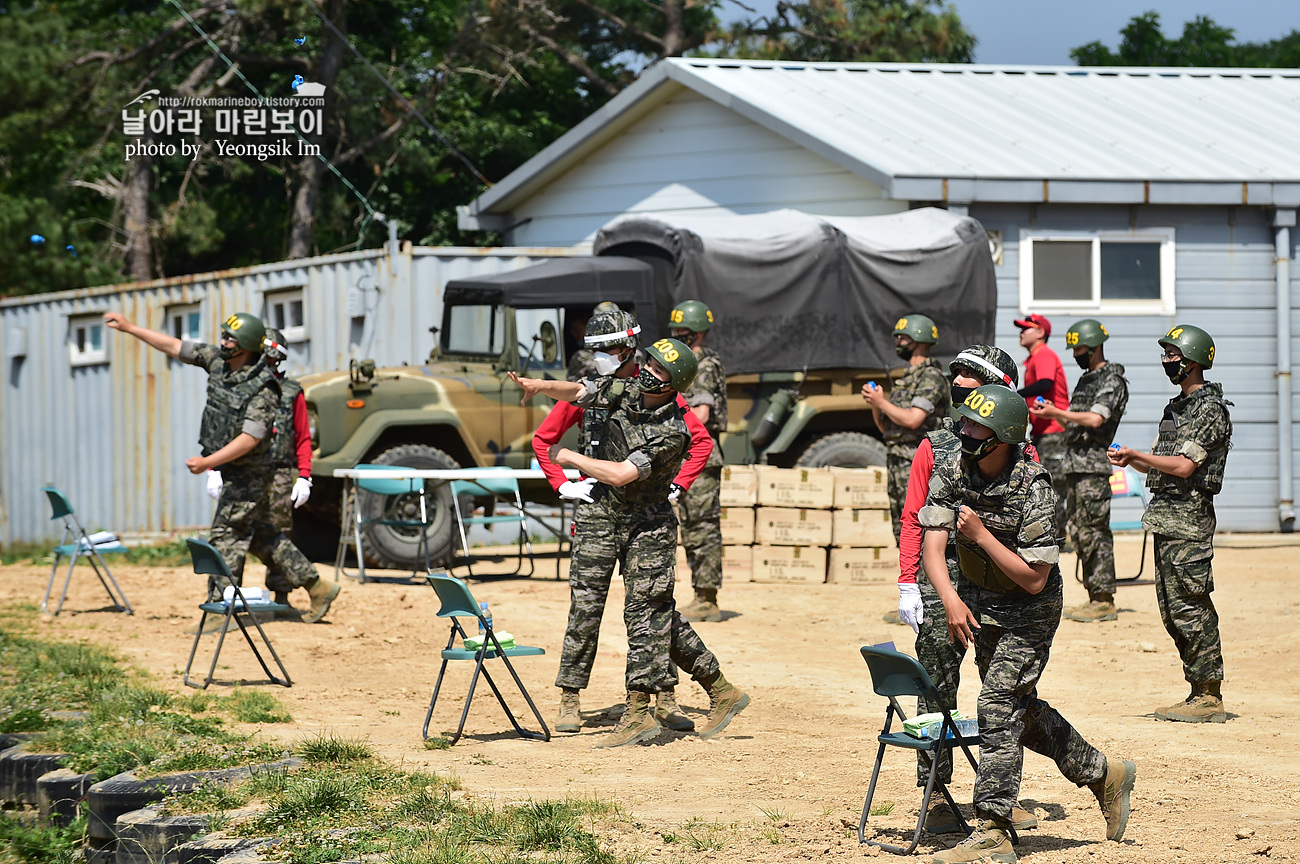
[593,207,997,375]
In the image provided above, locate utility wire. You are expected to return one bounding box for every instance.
[299,0,492,187]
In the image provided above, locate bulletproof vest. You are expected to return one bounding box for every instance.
[579,380,627,458]
[198,360,279,461]
[594,398,685,510]
[952,449,1040,594]
[269,374,302,468]
[1064,363,1127,450]
[1145,384,1232,498]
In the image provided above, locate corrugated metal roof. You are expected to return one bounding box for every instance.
[462,59,1300,221]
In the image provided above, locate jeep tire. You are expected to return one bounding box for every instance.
[795,432,887,469]
[361,444,460,570]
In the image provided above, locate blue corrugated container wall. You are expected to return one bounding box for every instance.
[0,245,575,545]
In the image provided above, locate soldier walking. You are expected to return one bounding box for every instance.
[668,301,728,623]
[920,384,1135,862]
[1031,319,1129,623]
[104,311,340,623]
[1110,324,1231,723]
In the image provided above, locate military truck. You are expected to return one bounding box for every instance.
[297,208,996,569]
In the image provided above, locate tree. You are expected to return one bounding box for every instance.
[1073,11,1300,68]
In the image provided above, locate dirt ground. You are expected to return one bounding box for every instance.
[4,535,1299,863]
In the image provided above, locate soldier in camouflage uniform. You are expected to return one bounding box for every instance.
[566,302,621,381]
[862,314,950,546]
[1110,324,1231,724]
[920,384,1135,863]
[669,300,728,623]
[1031,319,1129,623]
[511,339,751,748]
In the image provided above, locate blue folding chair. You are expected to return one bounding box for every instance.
[450,469,536,578]
[335,464,431,583]
[422,573,549,744]
[40,487,132,616]
[183,538,291,689]
[1075,466,1150,584]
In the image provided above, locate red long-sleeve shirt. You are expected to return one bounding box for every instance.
[292,391,312,478]
[531,395,713,493]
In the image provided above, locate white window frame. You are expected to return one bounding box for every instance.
[166,303,203,342]
[265,287,307,342]
[68,315,108,367]
[1018,227,1176,316]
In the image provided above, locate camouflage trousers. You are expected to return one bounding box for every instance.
[1066,473,1115,601]
[1032,432,1068,543]
[1153,535,1225,685]
[558,504,719,693]
[968,583,1107,820]
[914,552,970,787]
[263,467,298,595]
[209,465,319,598]
[885,446,919,545]
[676,465,722,591]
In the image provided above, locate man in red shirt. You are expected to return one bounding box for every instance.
[1015,313,1069,543]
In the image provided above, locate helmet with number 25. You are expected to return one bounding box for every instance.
[645,338,698,393]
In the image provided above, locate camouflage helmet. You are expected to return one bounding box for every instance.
[1159,324,1215,369]
[668,300,714,333]
[955,384,1029,444]
[645,338,698,392]
[950,345,1019,388]
[893,313,939,344]
[264,327,289,362]
[592,301,620,314]
[1065,319,1110,349]
[585,308,641,351]
[220,312,266,353]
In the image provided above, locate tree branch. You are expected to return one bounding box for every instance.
[66,1,223,68]
[520,23,619,97]
[569,0,665,48]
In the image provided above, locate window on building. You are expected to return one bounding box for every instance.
[68,316,108,366]
[1019,229,1174,315]
[167,304,202,341]
[265,288,306,342]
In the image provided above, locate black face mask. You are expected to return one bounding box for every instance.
[895,344,914,361]
[950,384,975,407]
[1074,351,1092,370]
[218,343,238,360]
[637,366,673,394]
[1163,359,1189,384]
[959,432,1000,463]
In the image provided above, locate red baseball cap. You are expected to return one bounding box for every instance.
[1013,313,1052,337]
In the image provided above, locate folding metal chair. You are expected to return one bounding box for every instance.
[450,469,536,578]
[422,572,550,744]
[1075,465,1151,584]
[39,487,133,616]
[858,644,988,855]
[334,464,430,583]
[183,538,291,690]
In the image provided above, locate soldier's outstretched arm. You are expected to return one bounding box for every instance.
[1109,446,1196,477]
[508,372,583,405]
[550,446,639,487]
[104,312,182,358]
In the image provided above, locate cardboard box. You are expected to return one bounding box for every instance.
[751,545,827,583]
[754,466,835,509]
[827,547,900,584]
[720,506,755,546]
[832,508,896,548]
[719,465,758,507]
[831,466,890,509]
[755,507,833,546]
[722,545,754,582]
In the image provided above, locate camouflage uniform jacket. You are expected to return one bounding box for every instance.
[683,347,727,468]
[1142,382,1233,541]
[181,340,279,468]
[268,373,303,469]
[881,358,949,457]
[567,349,598,382]
[1062,362,1129,474]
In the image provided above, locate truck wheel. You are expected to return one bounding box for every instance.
[796,432,887,468]
[361,444,460,570]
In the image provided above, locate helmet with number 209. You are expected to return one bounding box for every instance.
[645,338,698,392]
[955,384,1029,444]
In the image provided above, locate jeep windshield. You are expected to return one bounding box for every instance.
[442,302,505,358]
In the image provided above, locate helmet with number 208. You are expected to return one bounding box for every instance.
[955,384,1029,444]
[645,338,698,393]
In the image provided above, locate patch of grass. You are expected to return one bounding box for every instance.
[162,780,252,815]
[468,753,495,766]
[265,773,370,822]
[296,732,374,765]
[0,542,51,566]
[0,811,86,864]
[422,736,452,751]
[869,801,896,816]
[228,689,292,724]
[123,539,193,568]
[664,817,731,853]
[757,804,788,822]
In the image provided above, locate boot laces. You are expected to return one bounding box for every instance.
[955,820,1004,848]
[560,692,579,713]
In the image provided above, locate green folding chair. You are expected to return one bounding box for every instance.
[450,469,536,578]
[40,487,132,616]
[335,464,432,583]
[422,573,549,744]
[858,644,987,855]
[183,538,291,690]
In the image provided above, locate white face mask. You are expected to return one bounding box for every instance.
[592,351,625,376]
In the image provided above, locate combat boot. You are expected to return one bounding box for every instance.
[680,589,721,622]
[272,591,303,621]
[924,799,964,835]
[1010,805,1038,831]
[1155,681,1226,723]
[555,689,581,734]
[303,577,340,624]
[655,689,695,732]
[929,818,1016,863]
[1088,756,1136,841]
[1064,600,1118,622]
[595,691,660,748]
[697,671,750,739]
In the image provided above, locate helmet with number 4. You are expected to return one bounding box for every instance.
[955,384,1029,444]
[645,338,698,392]
[1158,323,1215,369]
[585,309,641,351]
[1065,319,1110,349]
[668,300,714,333]
[220,312,266,353]
[893,313,939,344]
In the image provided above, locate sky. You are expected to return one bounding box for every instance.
[722,0,1300,65]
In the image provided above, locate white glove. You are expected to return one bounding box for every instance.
[291,477,313,508]
[206,470,223,501]
[667,483,683,503]
[558,478,596,503]
[898,582,924,634]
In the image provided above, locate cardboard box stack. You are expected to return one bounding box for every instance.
[827,466,899,584]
